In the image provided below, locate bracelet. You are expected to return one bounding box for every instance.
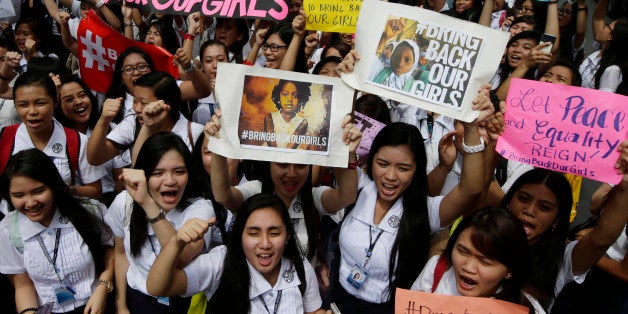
[124,22,132,27]
[19,308,38,314]
[147,208,166,224]
[183,33,196,41]
[94,0,104,8]
[348,160,359,169]
[97,279,114,294]
[182,59,197,73]
[461,137,486,154]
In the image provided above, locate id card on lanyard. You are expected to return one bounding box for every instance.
[35,229,76,306]
[347,226,383,289]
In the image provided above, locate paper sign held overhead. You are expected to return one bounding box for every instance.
[210,63,354,168]
[496,79,628,184]
[341,0,508,122]
[304,0,361,33]
[123,0,290,21]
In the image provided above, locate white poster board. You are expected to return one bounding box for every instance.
[209,63,355,167]
[341,0,508,122]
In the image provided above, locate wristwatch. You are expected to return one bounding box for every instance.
[97,279,113,294]
[147,208,166,224]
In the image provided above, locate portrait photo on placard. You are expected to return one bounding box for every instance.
[237,75,332,154]
[366,15,482,111]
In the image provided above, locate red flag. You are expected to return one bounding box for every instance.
[77,10,178,93]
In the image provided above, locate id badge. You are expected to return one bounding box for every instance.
[157,296,170,306]
[54,285,75,305]
[346,265,368,289]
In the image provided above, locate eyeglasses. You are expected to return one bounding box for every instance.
[605,22,615,32]
[261,43,288,52]
[558,8,573,15]
[122,63,150,75]
[519,6,534,15]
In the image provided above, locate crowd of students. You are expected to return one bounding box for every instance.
[0,0,626,313]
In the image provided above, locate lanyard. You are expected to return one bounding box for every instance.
[364,226,384,268]
[258,290,282,314]
[35,229,63,282]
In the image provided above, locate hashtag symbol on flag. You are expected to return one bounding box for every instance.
[80,30,110,71]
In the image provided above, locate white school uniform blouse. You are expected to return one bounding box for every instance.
[104,191,215,295]
[106,115,203,152]
[10,119,105,185]
[335,170,443,303]
[411,255,546,314]
[0,205,112,313]
[236,180,328,257]
[185,246,323,313]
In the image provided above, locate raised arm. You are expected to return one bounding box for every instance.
[205,111,246,211]
[0,51,20,97]
[146,218,214,296]
[121,168,206,268]
[592,0,608,42]
[545,1,560,54]
[58,12,77,56]
[320,115,361,212]
[573,0,587,51]
[245,27,268,65]
[176,38,212,101]
[280,10,306,71]
[121,2,134,40]
[572,141,628,275]
[478,0,494,27]
[427,130,457,196]
[495,42,552,101]
[87,98,122,166]
[439,84,494,226]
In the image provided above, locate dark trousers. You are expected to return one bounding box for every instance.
[126,285,191,314]
[332,284,394,314]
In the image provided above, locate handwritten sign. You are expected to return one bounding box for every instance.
[304,0,361,33]
[209,63,354,167]
[124,0,289,21]
[341,0,508,122]
[353,111,385,162]
[496,79,628,184]
[395,288,529,314]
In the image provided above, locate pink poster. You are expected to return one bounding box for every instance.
[353,111,386,162]
[496,79,628,184]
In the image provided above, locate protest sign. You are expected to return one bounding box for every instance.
[124,0,290,21]
[496,79,628,184]
[209,63,354,167]
[353,111,385,162]
[304,0,361,33]
[341,0,508,122]
[395,288,529,314]
[77,10,178,93]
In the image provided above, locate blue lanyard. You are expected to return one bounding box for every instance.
[364,226,384,268]
[35,229,64,282]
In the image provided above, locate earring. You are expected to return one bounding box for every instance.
[505,273,512,279]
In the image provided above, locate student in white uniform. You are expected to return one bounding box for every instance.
[104,133,215,314]
[412,207,545,313]
[192,40,229,125]
[500,164,628,310]
[0,149,114,314]
[205,113,362,261]
[324,116,489,313]
[146,194,325,314]
[88,71,204,167]
[6,72,105,200]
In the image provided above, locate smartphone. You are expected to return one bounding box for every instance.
[539,33,556,53]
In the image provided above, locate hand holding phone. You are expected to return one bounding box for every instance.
[539,33,556,53]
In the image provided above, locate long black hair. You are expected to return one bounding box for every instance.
[55,74,101,132]
[365,122,430,300]
[129,132,202,256]
[257,161,319,260]
[192,133,231,244]
[0,149,111,274]
[501,168,572,308]
[594,18,628,95]
[444,207,536,309]
[207,194,306,313]
[498,30,541,87]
